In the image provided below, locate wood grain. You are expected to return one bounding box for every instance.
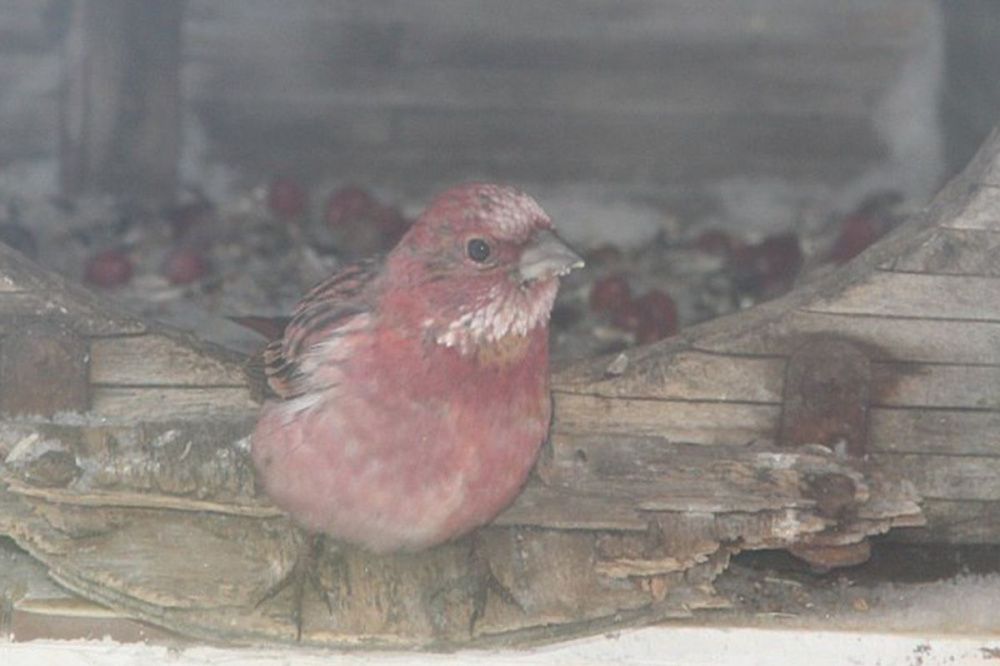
[90,387,256,420]
[938,184,1000,231]
[807,271,1000,321]
[695,308,1000,365]
[881,226,1000,276]
[871,362,1000,409]
[90,335,248,387]
[553,393,779,446]
[871,453,1000,502]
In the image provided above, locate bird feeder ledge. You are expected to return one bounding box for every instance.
[1,127,1000,647]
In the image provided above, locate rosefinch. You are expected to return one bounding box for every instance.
[251,183,583,554]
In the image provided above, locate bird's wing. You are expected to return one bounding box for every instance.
[263,258,380,400]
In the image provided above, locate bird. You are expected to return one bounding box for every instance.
[250,182,583,556]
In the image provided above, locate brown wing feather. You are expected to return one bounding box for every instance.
[263,258,381,400]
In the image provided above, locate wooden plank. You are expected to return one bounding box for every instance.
[185,0,919,53]
[191,63,879,117]
[889,498,1000,543]
[0,242,145,335]
[389,110,881,172]
[872,362,1000,410]
[200,101,881,173]
[498,475,819,532]
[496,482,648,531]
[869,408,1000,456]
[89,335,247,387]
[936,184,1000,231]
[554,358,1000,459]
[871,453,1000,501]
[880,227,1000,276]
[807,271,1000,321]
[959,127,1000,188]
[60,0,183,202]
[0,292,143,336]
[552,393,779,446]
[90,387,256,420]
[554,350,784,403]
[695,309,1000,365]
[5,481,279,519]
[560,351,1000,410]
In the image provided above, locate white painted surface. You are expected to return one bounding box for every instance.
[2,627,998,666]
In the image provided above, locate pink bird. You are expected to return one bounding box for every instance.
[251,183,583,555]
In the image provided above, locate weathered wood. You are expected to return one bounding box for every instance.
[871,362,1000,409]
[556,348,785,402]
[548,124,1000,552]
[89,334,249,387]
[0,419,915,646]
[0,293,142,336]
[882,226,1000,276]
[869,409,1000,456]
[0,243,145,336]
[871,454,1000,502]
[553,394,779,446]
[893,498,1000,543]
[808,271,1000,321]
[1,121,1000,647]
[695,309,1000,365]
[90,386,256,421]
[559,349,1000,411]
[175,0,926,193]
[937,185,1000,231]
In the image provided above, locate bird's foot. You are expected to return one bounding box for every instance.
[427,534,523,637]
[255,534,348,641]
[468,545,523,636]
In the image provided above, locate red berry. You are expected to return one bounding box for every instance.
[324,185,377,229]
[589,274,632,314]
[84,249,133,287]
[611,299,642,332]
[757,233,802,281]
[162,246,211,285]
[267,177,307,220]
[633,289,678,344]
[695,229,734,256]
[829,213,879,264]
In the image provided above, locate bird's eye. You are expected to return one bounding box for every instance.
[466,238,491,263]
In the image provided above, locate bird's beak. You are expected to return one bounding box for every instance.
[518,229,584,284]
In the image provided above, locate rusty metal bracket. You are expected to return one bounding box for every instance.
[0,318,90,417]
[779,335,871,456]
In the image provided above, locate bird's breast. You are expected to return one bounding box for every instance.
[251,326,552,552]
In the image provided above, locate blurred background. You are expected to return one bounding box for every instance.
[3,1,996,210]
[0,0,996,353]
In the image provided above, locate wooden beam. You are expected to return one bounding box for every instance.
[59,0,185,203]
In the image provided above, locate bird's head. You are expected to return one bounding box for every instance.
[383,183,583,354]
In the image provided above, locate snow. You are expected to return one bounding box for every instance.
[2,626,997,666]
